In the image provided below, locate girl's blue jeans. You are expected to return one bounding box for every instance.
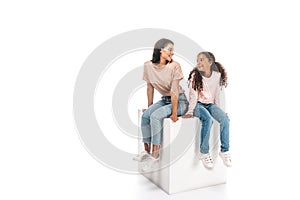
[193,102,230,153]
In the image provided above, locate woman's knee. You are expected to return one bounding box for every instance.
[150,112,164,122]
[141,111,150,124]
[150,108,169,121]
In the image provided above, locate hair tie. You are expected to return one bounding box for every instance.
[211,62,219,72]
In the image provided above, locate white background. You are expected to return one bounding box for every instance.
[1,0,300,199]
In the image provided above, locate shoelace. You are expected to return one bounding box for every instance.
[221,154,232,165]
[133,151,150,161]
[140,152,149,158]
[223,153,231,160]
[203,155,213,163]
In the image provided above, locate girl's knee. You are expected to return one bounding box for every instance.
[224,115,230,123]
[220,114,229,125]
[203,116,213,125]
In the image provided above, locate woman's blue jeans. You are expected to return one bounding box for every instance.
[141,93,188,145]
[193,102,230,153]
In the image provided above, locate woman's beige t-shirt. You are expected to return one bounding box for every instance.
[143,61,185,96]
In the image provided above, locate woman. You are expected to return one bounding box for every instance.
[135,38,188,168]
[182,51,232,169]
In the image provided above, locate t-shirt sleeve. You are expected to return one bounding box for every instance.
[143,63,150,82]
[186,74,198,115]
[213,72,221,106]
[172,63,184,81]
[214,83,220,106]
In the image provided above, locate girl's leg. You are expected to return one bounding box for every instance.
[193,103,213,154]
[207,104,230,152]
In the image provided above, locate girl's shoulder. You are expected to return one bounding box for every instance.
[212,70,221,77]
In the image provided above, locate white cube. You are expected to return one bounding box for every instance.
[137,88,228,194]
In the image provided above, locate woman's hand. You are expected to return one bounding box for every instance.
[181,114,194,118]
[170,114,179,122]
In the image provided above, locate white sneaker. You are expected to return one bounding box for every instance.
[141,156,160,172]
[133,151,150,162]
[199,153,214,169]
[219,151,232,167]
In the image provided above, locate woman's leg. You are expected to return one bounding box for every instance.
[150,104,172,147]
[148,93,188,158]
[207,104,230,152]
[152,144,160,159]
[141,100,164,153]
[193,103,213,154]
[150,94,188,145]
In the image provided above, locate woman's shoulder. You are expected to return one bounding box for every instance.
[168,60,181,69]
[170,60,180,66]
[144,60,152,66]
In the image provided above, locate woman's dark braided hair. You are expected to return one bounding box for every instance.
[188,51,228,91]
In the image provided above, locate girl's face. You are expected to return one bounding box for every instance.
[160,43,174,62]
[197,54,211,69]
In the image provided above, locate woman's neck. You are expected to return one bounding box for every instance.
[160,58,167,65]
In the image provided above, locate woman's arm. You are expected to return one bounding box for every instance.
[170,79,179,122]
[147,83,154,107]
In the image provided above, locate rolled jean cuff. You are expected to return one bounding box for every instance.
[142,137,151,143]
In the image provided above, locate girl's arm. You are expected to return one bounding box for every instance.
[214,81,221,107]
[182,74,197,118]
[186,83,198,116]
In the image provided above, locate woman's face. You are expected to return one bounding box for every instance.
[197,53,211,69]
[160,43,174,62]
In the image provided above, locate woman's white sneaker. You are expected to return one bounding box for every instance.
[199,153,214,169]
[133,151,150,162]
[219,151,232,167]
[141,156,160,172]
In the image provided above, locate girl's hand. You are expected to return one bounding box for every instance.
[181,114,194,118]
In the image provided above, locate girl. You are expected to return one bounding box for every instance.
[182,51,231,169]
